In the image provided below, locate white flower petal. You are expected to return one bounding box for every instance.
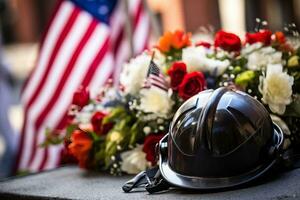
[120,145,150,174]
[182,46,230,76]
[259,63,294,115]
[138,87,174,118]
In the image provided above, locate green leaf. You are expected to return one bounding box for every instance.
[89,131,100,141]
[66,124,78,139]
[103,106,127,124]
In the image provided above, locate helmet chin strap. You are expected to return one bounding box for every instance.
[195,87,230,153]
[122,166,170,194]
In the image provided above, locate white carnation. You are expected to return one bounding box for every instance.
[120,145,150,174]
[120,52,165,95]
[182,46,230,76]
[245,46,282,70]
[138,87,174,118]
[259,64,294,115]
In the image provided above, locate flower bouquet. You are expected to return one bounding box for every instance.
[44,27,300,175]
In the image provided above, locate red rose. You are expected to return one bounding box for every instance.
[143,133,165,165]
[91,111,113,135]
[167,62,187,90]
[214,30,241,52]
[196,41,211,48]
[178,72,206,100]
[72,87,90,108]
[245,29,272,45]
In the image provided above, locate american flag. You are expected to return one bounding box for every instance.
[143,59,168,91]
[16,0,151,172]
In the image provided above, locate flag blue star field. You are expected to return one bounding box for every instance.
[16,0,151,172]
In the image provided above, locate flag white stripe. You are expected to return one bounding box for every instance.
[29,24,110,171]
[113,39,130,85]
[133,12,150,53]
[89,54,114,97]
[129,0,140,13]
[109,2,125,42]
[44,145,63,170]
[22,1,73,106]
[19,10,90,170]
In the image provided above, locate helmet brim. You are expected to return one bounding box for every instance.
[159,124,284,190]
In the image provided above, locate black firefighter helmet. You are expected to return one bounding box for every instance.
[123,87,284,193]
[159,87,284,189]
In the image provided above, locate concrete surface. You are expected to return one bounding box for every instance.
[0,165,299,200]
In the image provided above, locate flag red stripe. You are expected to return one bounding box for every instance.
[38,145,49,171]
[112,28,124,56]
[38,37,110,170]
[149,80,168,90]
[151,83,168,91]
[133,1,142,28]
[27,19,98,167]
[150,75,167,84]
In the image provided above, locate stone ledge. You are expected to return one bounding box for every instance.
[0,166,299,200]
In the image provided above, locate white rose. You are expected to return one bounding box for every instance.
[182,46,230,76]
[138,87,174,118]
[120,52,165,95]
[204,58,230,76]
[259,64,294,115]
[120,145,150,174]
[182,46,208,72]
[246,46,282,70]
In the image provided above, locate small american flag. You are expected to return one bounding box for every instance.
[16,0,151,172]
[143,58,168,91]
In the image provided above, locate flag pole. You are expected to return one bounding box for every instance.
[124,0,134,57]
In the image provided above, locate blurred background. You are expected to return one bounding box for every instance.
[0,0,300,177]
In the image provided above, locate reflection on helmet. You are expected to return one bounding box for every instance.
[160,87,284,189]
